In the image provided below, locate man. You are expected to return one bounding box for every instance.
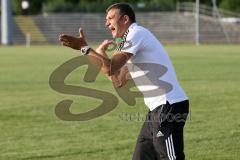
[59,3,189,160]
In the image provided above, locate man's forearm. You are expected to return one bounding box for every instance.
[86,49,131,87]
[87,49,130,76]
[115,66,132,87]
[95,48,109,59]
[86,49,111,74]
[94,48,125,81]
[94,48,111,78]
[85,49,121,87]
[106,66,131,88]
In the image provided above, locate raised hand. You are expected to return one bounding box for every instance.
[59,28,88,50]
[96,40,114,54]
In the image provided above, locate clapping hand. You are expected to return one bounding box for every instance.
[59,28,88,50]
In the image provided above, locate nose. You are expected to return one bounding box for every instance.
[105,20,110,27]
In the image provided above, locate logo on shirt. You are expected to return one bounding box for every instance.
[106,29,132,51]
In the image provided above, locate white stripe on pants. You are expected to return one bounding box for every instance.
[165,134,176,160]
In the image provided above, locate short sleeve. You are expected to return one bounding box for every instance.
[120,29,145,56]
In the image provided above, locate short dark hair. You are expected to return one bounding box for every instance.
[106,3,136,23]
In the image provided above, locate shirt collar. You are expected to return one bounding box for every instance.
[116,23,137,51]
[122,22,137,38]
[128,22,137,30]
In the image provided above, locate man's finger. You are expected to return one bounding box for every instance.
[106,40,114,45]
[59,34,67,38]
[60,34,74,40]
[59,37,69,43]
[62,41,70,47]
[61,42,67,46]
[79,28,85,39]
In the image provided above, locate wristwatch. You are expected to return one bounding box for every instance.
[81,46,91,55]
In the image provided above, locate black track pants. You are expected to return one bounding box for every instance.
[132,100,189,160]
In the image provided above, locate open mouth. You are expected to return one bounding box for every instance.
[110,27,115,33]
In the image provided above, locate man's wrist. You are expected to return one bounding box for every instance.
[79,40,88,50]
[81,46,91,55]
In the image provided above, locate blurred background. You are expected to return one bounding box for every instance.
[0,1,240,160]
[1,0,240,45]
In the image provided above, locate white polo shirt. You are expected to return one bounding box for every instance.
[120,23,188,111]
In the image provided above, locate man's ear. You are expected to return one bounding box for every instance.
[123,15,130,24]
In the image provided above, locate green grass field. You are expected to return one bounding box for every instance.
[0,45,240,160]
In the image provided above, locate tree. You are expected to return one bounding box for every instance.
[220,0,240,12]
[12,0,240,15]
[13,0,47,15]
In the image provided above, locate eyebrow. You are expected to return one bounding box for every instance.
[106,14,115,20]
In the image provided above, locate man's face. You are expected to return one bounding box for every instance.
[105,9,126,38]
